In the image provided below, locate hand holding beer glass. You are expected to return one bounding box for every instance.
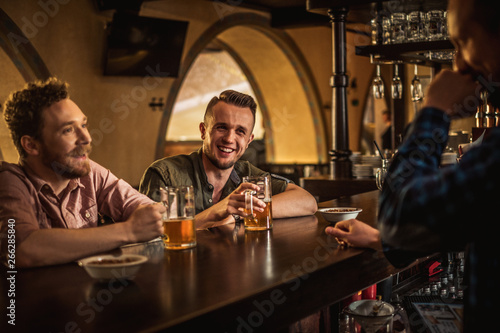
[160,186,196,249]
[242,175,272,231]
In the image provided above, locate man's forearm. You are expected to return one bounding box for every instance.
[194,206,234,230]
[271,184,317,218]
[14,223,133,268]
[193,184,317,229]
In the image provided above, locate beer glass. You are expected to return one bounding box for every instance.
[382,17,391,44]
[390,13,406,43]
[375,159,390,191]
[407,11,425,42]
[243,175,272,231]
[426,10,445,40]
[370,13,383,45]
[160,186,196,249]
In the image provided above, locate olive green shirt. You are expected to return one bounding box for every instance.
[139,149,291,214]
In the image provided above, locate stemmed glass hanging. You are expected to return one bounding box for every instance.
[411,64,423,101]
[372,64,385,99]
[391,64,403,99]
[411,64,424,114]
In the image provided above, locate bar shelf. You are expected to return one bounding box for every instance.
[355,39,454,66]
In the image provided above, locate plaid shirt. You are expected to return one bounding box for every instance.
[378,107,500,332]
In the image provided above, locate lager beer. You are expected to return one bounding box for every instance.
[244,199,272,231]
[163,218,196,249]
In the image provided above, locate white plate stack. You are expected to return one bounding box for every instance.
[352,155,382,178]
[441,152,458,165]
[353,164,375,178]
[361,155,382,169]
[349,152,361,165]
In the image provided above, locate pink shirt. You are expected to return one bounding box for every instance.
[0,160,153,263]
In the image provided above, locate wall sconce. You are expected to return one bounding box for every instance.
[149,97,164,111]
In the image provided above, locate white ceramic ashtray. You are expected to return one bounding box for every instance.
[78,254,148,281]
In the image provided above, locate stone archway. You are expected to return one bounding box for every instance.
[0,9,51,162]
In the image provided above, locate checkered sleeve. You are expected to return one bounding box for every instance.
[378,107,500,265]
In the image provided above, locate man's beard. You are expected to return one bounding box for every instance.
[203,143,236,170]
[41,145,92,179]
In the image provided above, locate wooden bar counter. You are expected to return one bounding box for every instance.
[1,191,424,332]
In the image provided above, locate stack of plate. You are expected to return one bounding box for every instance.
[361,155,382,169]
[352,164,375,178]
[350,152,361,165]
[441,152,458,165]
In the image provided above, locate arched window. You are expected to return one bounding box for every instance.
[166,48,264,142]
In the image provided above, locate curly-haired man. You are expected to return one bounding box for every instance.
[0,78,165,267]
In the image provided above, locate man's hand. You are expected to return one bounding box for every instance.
[124,203,165,243]
[424,69,481,119]
[325,219,381,250]
[193,182,263,229]
[211,182,264,220]
[224,182,265,217]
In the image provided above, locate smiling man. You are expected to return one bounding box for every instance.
[0,78,165,267]
[140,90,317,229]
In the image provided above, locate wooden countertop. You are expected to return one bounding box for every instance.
[1,191,420,332]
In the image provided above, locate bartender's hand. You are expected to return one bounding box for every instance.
[124,203,165,242]
[325,219,381,250]
[423,69,480,119]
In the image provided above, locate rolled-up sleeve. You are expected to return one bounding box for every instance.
[0,170,40,264]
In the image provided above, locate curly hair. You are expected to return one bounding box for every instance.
[3,77,69,159]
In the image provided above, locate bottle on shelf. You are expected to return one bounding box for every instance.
[431,284,439,296]
[448,286,457,300]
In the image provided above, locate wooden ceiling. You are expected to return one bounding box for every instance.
[205,0,331,28]
[94,0,449,29]
[207,0,449,27]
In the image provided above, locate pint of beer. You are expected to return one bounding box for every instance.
[160,186,196,249]
[243,175,273,231]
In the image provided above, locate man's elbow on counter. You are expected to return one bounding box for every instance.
[294,190,318,216]
[306,197,318,215]
[11,243,55,268]
[12,248,39,268]
[299,187,318,215]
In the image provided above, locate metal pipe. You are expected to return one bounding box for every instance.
[328,7,351,179]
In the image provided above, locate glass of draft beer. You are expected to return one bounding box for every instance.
[160,186,196,249]
[243,175,273,231]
